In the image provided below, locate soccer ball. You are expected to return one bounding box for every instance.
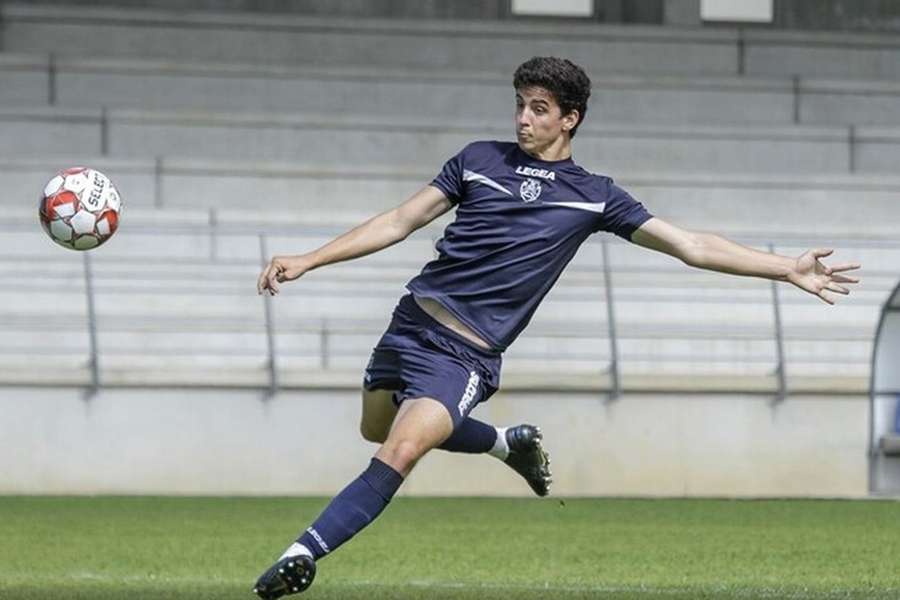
[39,167,122,251]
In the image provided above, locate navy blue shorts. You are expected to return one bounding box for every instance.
[363,294,502,427]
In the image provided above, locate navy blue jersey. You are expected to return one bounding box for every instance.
[406,140,652,353]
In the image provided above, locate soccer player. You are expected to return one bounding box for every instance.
[252,57,861,598]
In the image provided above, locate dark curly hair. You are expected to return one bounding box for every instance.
[513,57,591,139]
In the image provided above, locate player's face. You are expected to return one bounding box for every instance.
[515,87,578,156]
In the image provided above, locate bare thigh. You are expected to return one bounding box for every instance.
[375,396,454,477]
[360,387,399,443]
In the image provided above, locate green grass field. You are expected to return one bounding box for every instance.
[1,496,899,599]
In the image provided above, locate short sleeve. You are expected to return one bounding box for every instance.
[430,148,465,205]
[596,180,653,239]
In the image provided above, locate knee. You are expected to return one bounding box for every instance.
[379,438,429,474]
[360,421,387,444]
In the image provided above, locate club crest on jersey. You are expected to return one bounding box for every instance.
[519,178,542,203]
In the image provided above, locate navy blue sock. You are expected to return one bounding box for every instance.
[438,417,497,454]
[297,458,403,560]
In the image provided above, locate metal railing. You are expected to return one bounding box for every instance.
[82,251,100,399]
[768,242,787,403]
[258,234,278,398]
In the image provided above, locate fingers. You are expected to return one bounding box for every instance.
[258,259,282,296]
[815,250,861,282]
[829,262,862,273]
[817,289,835,306]
[266,265,281,295]
[824,282,850,295]
[831,273,860,284]
[257,263,272,295]
[811,249,835,275]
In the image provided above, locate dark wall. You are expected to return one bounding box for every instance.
[0,0,664,24]
[594,0,663,24]
[3,0,509,19]
[774,0,900,33]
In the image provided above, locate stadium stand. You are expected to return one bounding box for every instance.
[0,1,896,396]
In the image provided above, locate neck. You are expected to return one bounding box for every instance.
[521,135,572,162]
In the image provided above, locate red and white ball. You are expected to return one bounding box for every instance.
[39,167,122,251]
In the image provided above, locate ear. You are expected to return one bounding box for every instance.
[561,109,580,133]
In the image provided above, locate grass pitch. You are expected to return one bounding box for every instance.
[1,496,899,599]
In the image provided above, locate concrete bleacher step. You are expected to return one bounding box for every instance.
[0,107,102,156]
[0,105,890,174]
[1,274,882,335]
[0,332,869,393]
[3,299,875,348]
[1,246,891,292]
[5,4,900,80]
[0,54,790,124]
[93,110,862,174]
[3,241,892,294]
[5,303,874,339]
[0,355,860,393]
[7,53,900,127]
[2,281,887,329]
[4,156,900,236]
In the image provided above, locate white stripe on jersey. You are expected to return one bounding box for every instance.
[463,170,513,196]
[545,201,606,214]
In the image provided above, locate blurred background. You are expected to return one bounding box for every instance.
[1,0,899,498]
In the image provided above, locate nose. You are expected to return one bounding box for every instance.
[517,107,530,127]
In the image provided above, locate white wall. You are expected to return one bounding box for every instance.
[0,387,867,497]
[511,0,593,17]
[701,0,772,22]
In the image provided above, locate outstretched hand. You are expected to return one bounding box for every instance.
[257,255,310,296]
[787,248,861,305]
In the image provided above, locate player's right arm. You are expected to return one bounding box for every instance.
[257,185,453,295]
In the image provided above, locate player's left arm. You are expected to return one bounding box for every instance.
[630,217,861,305]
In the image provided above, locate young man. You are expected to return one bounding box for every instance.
[252,57,860,598]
